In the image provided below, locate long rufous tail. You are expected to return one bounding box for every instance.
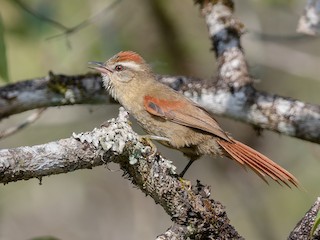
[217,139,299,188]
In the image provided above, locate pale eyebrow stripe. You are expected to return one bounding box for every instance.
[119,61,142,71]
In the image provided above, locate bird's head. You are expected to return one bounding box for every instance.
[89,51,153,100]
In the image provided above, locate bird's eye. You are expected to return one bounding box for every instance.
[115,65,124,71]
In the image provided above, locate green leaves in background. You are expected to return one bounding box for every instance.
[0,13,9,83]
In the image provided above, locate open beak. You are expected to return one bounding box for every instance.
[88,61,113,74]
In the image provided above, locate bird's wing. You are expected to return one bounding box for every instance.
[143,95,231,142]
[144,96,300,187]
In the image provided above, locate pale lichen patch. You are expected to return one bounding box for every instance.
[73,107,139,156]
[72,107,177,175]
[275,99,291,116]
[64,89,76,104]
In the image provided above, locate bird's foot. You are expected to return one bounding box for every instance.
[139,135,170,158]
[179,178,192,190]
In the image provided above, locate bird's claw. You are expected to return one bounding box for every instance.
[139,135,170,158]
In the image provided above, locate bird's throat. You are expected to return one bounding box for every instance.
[102,74,118,100]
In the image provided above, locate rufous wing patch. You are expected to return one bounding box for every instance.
[143,95,230,141]
[143,96,183,119]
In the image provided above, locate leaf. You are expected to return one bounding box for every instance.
[0,14,9,82]
[310,209,320,238]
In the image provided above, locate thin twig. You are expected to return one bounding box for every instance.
[46,0,123,40]
[0,107,47,139]
[13,0,123,41]
[13,0,69,31]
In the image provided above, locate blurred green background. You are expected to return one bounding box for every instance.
[0,0,319,239]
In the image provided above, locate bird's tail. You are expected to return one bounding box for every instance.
[217,139,299,188]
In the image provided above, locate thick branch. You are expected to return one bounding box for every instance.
[193,0,320,143]
[0,72,107,119]
[1,74,319,143]
[0,108,242,239]
[1,1,319,143]
[198,0,250,88]
[288,197,320,240]
[1,1,318,239]
[297,0,320,35]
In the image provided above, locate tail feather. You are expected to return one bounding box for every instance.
[217,139,299,188]
[219,141,270,184]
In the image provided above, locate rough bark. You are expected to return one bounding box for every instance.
[288,197,320,240]
[0,107,243,239]
[1,74,319,144]
[297,0,320,35]
[0,0,319,239]
[2,0,318,144]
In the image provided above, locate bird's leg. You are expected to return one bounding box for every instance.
[179,160,194,177]
[139,135,170,157]
[179,156,199,178]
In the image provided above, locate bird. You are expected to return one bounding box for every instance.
[89,51,299,187]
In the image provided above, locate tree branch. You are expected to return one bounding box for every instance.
[288,197,320,240]
[0,72,107,119]
[0,107,46,139]
[1,1,319,143]
[13,0,123,41]
[194,0,320,143]
[1,73,319,143]
[1,1,319,239]
[0,107,243,239]
[297,0,320,35]
[197,0,249,88]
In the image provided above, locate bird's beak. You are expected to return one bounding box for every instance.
[88,61,113,74]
